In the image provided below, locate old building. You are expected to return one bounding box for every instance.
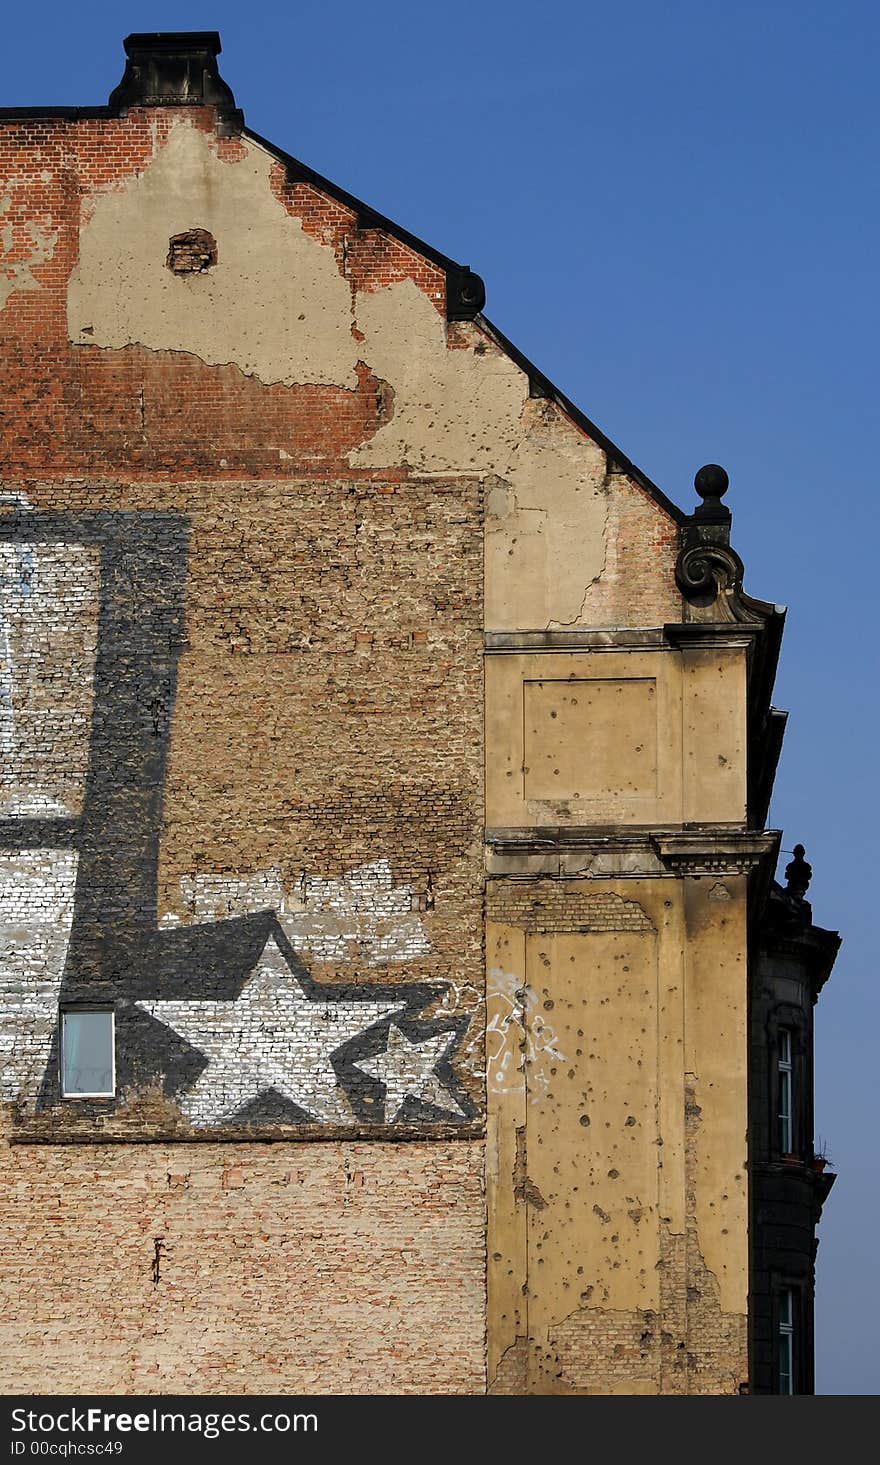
[0,32,838,1394]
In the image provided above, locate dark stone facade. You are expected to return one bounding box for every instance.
[749,870,840,1393]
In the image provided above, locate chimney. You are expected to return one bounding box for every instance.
[108,32,242,129]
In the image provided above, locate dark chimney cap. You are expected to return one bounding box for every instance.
[108,31,241,128]
[124,31,223,56]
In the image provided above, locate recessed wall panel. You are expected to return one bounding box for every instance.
[523,678,657,802]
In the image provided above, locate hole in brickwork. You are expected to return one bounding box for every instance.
[166,228,218,274]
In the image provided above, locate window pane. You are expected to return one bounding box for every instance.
[778,1028,793,1152]
[61,1011,114,1096]
[778,1069,792,1151]
[778,1287,795,1395]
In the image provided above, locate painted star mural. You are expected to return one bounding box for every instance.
[138,935,406,1124]
[355,1023,467,1122]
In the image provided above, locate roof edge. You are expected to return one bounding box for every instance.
[476,315,686,523]
[244,126,686,524]
[0,106,685,523]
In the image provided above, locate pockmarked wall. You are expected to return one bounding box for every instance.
[1,63,761,1394]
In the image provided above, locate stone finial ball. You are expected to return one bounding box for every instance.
[694,464,729,500]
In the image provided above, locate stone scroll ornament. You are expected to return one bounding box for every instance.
[0,505,473,1128]
[674,464,766,625]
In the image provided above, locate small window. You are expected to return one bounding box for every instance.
[778,1287,794,1394]
[61,1010,115,1098]
[778,1028,793,1153]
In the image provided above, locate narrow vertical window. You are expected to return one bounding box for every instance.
[778,1287,794,1394]
[61,1010,115,1098]
[778,1027,793,1153]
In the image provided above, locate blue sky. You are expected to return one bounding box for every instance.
[2,0,877,1395]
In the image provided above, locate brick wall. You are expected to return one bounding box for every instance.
[0,102,489,1389]
[0,1125,486,1394]
[486,881,655,933]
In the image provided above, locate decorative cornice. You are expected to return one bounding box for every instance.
[662,620,765,650]
[485,628,670,653]
[484,826,781,881]
[651,829,780,877]
[487,826,670,852]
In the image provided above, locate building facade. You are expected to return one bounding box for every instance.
[0,33,837,1394]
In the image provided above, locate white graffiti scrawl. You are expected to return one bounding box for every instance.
[486,967,566,1103]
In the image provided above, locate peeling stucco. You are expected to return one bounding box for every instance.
[64,125,639,631]
[67,124,360,387]
[349,281,609,628]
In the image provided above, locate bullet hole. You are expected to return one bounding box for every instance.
[579,1114,590,1127]
[625,1115,637,1126]
[167,228,218,274]
[608,1168,619,1179]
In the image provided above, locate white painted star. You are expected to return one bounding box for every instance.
[355,1023,466,1121]
[0,849,78,1104]
[137,936,404,1126]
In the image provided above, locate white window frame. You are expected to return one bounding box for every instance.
[778,1286,794,1395]
[60,1009,116,1099]
[777,1027,793,1153]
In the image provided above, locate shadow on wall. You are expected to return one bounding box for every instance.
[0,507,472,1128]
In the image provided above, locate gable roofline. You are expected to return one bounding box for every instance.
[0,99,684,523]
[475,315,686,524]
[244,125,686,525]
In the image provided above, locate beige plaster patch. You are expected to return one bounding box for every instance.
[349,281,609,628]
[67,124,360,387]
